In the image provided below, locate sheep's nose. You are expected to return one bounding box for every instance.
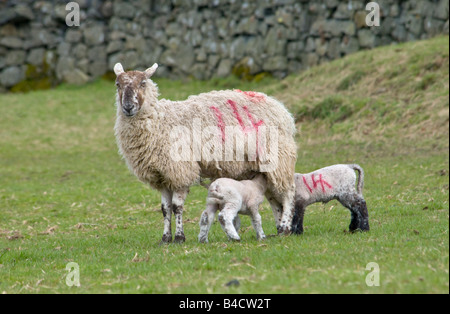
[123,104,134,115]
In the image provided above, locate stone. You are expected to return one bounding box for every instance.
[341,36,360,55]
[358,29,376,48]
[434,0,449,20]
[65,30,82,43]
[424,18,445,36]
[0,36,23,49]
[83,25,105,46]
[73,44,88,59]
[56,57,76,80]
[64,69,90,85]
[107,40,124,54]
[327,38,341,60]
[190,63,208,80]
[263,56,287,72]
[287,41,305,60]
[88,45,107,62]
[235,16,259,35]
[57,42,72,57]
[113,1,136,19]
[216,59,232,77]
[88,61,108,77]
[5,50,26,66]
[264,27,287,56]
[0,66,25,87]
[354,11,367,28]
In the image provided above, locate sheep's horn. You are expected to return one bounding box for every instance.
[114,63,124,76]
[145,63,158,78]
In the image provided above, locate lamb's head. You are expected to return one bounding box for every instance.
[113,63,158,117]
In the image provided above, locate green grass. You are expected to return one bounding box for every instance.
[0,37,448,294]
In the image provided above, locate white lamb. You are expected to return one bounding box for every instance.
[198,174,267,242]
[291,164,370,234]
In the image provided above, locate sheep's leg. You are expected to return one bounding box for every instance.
[291,200,306,235]
[277,187,296,235]
[218,204,241,241]
[172,188,189,243]
[339,194,370,232]
[198,203,218,243]
[160,189,173,244]
[249,207,266,241]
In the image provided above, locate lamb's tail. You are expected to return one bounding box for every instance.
[199,179,211,189]
[349,164,364,195]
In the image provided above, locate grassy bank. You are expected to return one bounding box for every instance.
[0,36,448,294]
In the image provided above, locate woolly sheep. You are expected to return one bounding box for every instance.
[198,173,268,243]
[113,63,297,243]
[291,164,370,234]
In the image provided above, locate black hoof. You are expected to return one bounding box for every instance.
[160,233,172,245]
[174,233,186,244]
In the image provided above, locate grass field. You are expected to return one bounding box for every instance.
[0,36,448,294]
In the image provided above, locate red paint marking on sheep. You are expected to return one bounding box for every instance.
[210,106,226,142]
[243,106,264,155]
[235,89,265,103]
[227,99,247,131]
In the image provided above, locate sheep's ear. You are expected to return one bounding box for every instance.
[114,63,124,76]
[145,63,158,78]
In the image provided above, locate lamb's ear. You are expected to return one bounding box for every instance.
[145,63,158,78]
[114,63,124,76]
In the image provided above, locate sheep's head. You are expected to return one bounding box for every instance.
[113,63,158,117]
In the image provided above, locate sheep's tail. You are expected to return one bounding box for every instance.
[349,164,364,195]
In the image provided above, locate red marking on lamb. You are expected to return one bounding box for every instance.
[311,174,333,193]
[302,175,313,193]
[235,89,265,103]
[210,106,226,142]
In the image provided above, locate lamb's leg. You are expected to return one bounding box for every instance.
[291,200,306,235]
[172,188,189,243]
[266,192,282,232]
[249,206,266,241]
[339,194,370,232]
[198,203,218,243]
[233,215,241,232]
[218,204,241,241]
[160,189,173,244]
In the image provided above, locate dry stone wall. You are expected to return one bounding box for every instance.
[0,0,448,91]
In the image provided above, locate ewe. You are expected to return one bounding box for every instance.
[113,63,297,243]
[291,164,370,234]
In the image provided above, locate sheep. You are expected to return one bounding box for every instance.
[291,164,370,234]
[198,173,268,243]
[113,63,297,243]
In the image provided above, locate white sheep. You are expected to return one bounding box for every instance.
[291,164,370,234]
[198,174,267,243]
[113,63,297,243]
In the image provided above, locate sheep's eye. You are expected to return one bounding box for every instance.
[115,82,121,89]
[140,80,146,87]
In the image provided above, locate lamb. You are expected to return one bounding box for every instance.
[291,164,370,234]
[113,63,297,243]
[198,173,268,243]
